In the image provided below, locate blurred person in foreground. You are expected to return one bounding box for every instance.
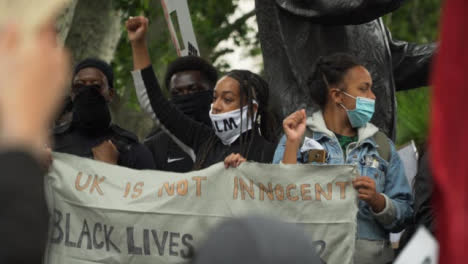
[0,23,70,262]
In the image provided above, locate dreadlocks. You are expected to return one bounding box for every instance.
[193,70,278,169]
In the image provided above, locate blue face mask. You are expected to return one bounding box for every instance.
[340,92,375,128]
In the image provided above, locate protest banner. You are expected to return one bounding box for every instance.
[161,0,200,56]
[44,153,358,264]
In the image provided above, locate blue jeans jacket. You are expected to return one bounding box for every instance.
[273,111,413,241]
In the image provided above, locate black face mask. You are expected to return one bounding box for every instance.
[72,85,111,135]
[171,90,212,126]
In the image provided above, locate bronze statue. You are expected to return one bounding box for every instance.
[255,0,436,139]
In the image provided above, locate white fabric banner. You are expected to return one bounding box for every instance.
[44,153,358,264]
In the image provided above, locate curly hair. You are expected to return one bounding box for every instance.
[164,56,218,90]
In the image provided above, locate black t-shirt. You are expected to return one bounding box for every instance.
[53,124,156,170]
[144,131,194,172]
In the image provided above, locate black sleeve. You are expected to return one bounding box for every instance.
[139,65,214,152]
[126,143,157,170]
[388,28,437,91]
[274,0,404,25]
[0,150,48,263]
[143,134,166,170]
[412,152,435,233]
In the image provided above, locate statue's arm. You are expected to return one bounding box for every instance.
[388,28,438,91]
[275,0,405,25]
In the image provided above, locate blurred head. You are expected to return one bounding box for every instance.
[71,58,114,102]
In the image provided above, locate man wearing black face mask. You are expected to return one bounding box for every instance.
[134,55,217,172]
[53,58,155,170]
[127,17,217,172]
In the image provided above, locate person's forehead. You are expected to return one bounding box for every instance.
[73,67,107,82]
[345,66,372,85]
[214,76,239,95]
[170,70,206,89]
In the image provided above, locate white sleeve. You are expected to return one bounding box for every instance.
[132,69,157,120]
[131,69,196,162]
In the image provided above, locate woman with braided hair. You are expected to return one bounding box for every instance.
[273,53,412,263]
[201,69,279,169]
[128,16,278,170]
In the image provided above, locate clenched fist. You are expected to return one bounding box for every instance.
[126,16,149,44]
[283,109,307,143]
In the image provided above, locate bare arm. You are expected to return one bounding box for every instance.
[282,109,307,164]
[127,16,151,70]
[126,16,213,154]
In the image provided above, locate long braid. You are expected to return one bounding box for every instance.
[194,70,279,169]
[193,135,217,170]
[227,70,279,159]
[244,78,256,158]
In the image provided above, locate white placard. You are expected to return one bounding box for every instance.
[394,227,439,264]
[398,140,419,188]
[391,140,419,245]
[161,0,200,56]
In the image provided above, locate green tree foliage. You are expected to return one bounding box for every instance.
[384,0,441,147]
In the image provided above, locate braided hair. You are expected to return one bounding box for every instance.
[307,53,362,109]
[193,70,278,169]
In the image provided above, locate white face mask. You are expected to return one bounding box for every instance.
[209,101,258,145]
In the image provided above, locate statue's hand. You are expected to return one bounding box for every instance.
[283,109,307,143]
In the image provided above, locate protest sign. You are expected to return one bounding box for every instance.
[161,0,200,56]
[45,153,358,264]
[395,227,439,264]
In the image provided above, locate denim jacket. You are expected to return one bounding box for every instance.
[273,111,413,241]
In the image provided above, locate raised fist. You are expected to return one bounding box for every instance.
[283,109,307,143]
[126,16,149,44]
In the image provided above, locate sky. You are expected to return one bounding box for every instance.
[215,0,263,73]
